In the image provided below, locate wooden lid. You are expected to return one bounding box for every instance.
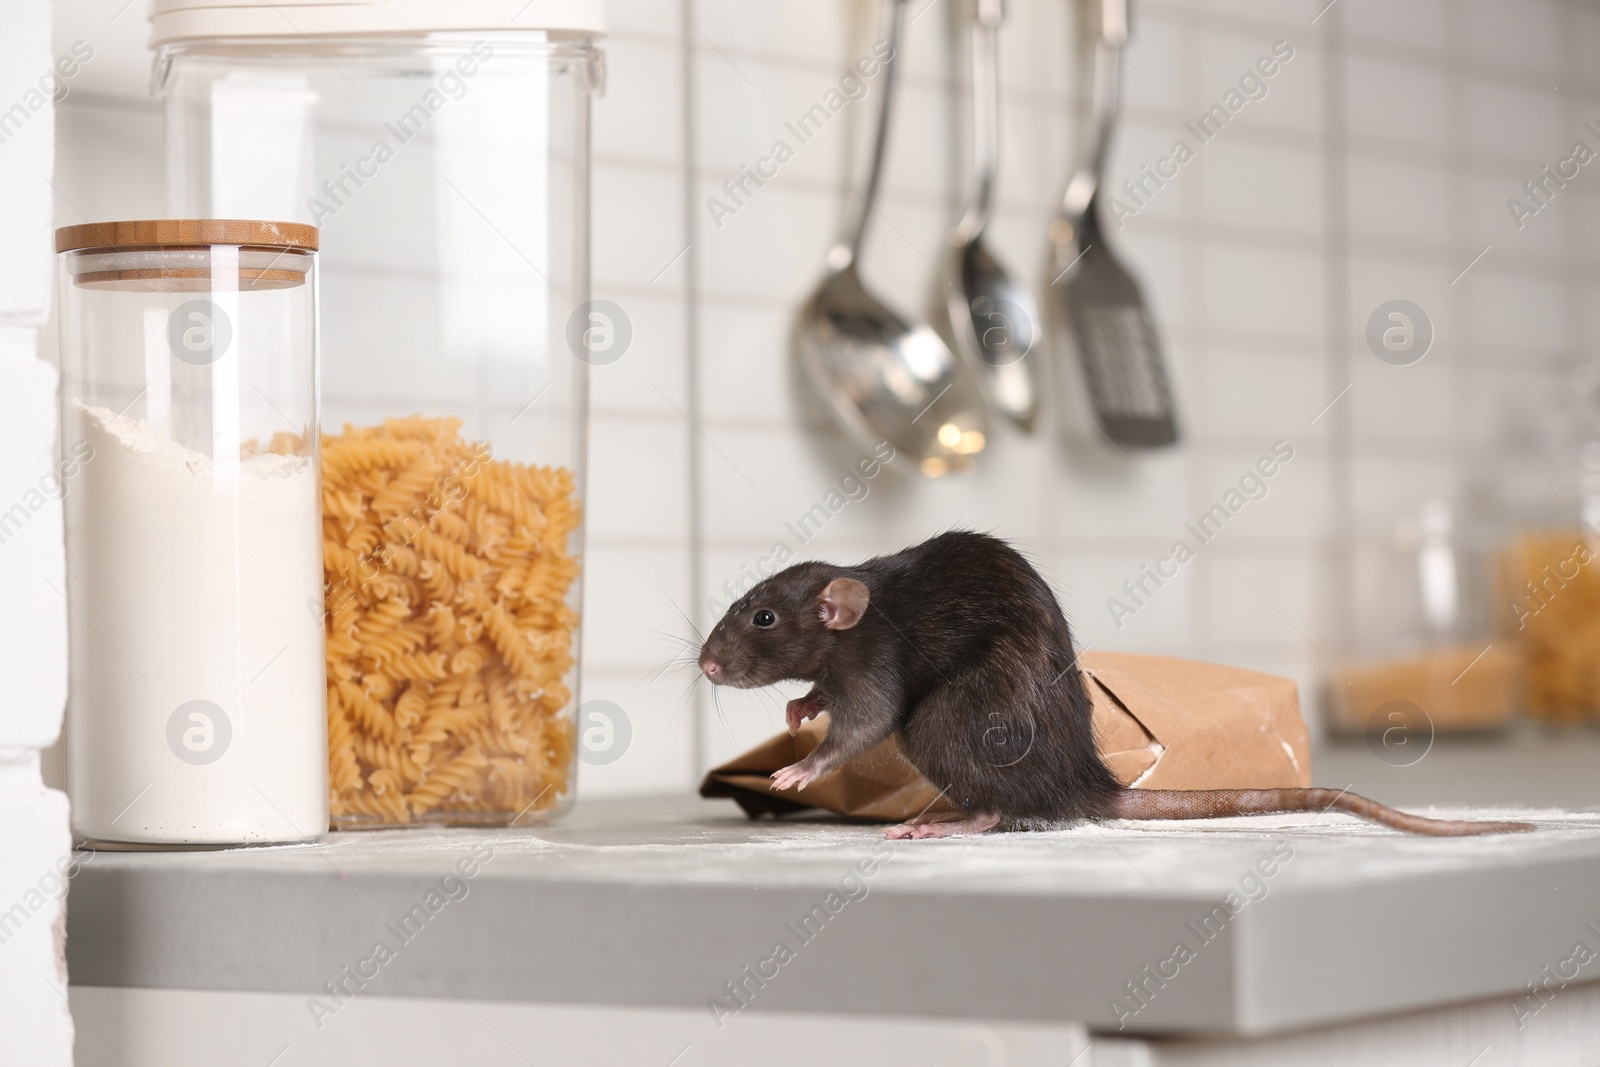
[55,219,318,254]
[148,0,608,43]
[70,268,309,292]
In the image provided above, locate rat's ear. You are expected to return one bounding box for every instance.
[818,577,869,630]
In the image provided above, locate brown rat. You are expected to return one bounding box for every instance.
[697,531,1535,839]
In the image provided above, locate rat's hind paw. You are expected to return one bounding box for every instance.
[885,812,1001,839]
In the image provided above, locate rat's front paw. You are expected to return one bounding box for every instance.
[785,695,825,736]
[771,760,822,792]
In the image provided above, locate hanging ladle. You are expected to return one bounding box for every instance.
[795,0,989,477]
[934,0,1041,431]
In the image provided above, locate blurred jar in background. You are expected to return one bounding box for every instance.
[1331,497,1520,739]
[1495,356,1600,724]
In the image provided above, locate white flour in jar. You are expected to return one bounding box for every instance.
[65,403,327,845]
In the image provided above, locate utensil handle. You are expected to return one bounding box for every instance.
[953,0,1002,242]
[1062,0,1126,217]
[847,0,907,261]
[1089,0,1125,181]
[1100,0,1128,46]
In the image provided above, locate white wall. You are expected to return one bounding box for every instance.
[1,0,76,1061]
[678,0,1596,774]
[44,0,1594,804]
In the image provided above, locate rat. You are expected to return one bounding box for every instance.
[697,531,1535,839]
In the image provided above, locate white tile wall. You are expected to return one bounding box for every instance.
[44,0,1598,798]
[5,1,77,1061]
[674,0,1595,775]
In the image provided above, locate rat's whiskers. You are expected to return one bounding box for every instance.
[650,578,706,645]
[664,674,701,736]
[639,652,700,688]
[624,623,701,657]
[711,687,738,752]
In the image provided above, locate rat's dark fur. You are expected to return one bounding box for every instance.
[701,531,1119,820]
[698,531,1535,837]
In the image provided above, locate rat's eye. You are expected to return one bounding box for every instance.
[752,609,776,628]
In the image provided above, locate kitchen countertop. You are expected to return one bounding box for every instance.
[1317,729,1600,810]
[65,792,1600,1037]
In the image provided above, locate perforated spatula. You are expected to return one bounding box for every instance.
[1047,0,1178,447]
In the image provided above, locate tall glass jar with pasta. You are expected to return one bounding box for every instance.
[154,0,600,826]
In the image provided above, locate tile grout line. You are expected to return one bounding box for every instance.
[680,0,708,780]
[1447,0,1474,590]
[1559,3,1584,379]
[1320,0,1356,685]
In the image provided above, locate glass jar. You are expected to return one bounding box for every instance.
[1331,497,1519,737]
[1490,355,1600,724]
[57,219,326,847]
[152,2,601,826]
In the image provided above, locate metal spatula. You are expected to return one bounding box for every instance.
[1047,0,1178,448]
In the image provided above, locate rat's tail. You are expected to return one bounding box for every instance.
[1113,788,1534,836]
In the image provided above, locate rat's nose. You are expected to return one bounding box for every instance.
[699,656,723,683]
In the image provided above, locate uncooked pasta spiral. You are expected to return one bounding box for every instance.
[320,416,580,826]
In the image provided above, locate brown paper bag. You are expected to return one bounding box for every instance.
[698,651,1311,821]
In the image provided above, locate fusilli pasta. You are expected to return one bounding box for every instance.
[321,416,580,826]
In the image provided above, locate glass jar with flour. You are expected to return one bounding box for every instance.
[57,219,326,848]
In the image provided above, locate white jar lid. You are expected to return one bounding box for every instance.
[149,0,608,45]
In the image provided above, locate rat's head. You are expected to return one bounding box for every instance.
[697,563,870,688]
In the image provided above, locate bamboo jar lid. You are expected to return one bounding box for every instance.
[55,219,318,254]
[56,220,317,291]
